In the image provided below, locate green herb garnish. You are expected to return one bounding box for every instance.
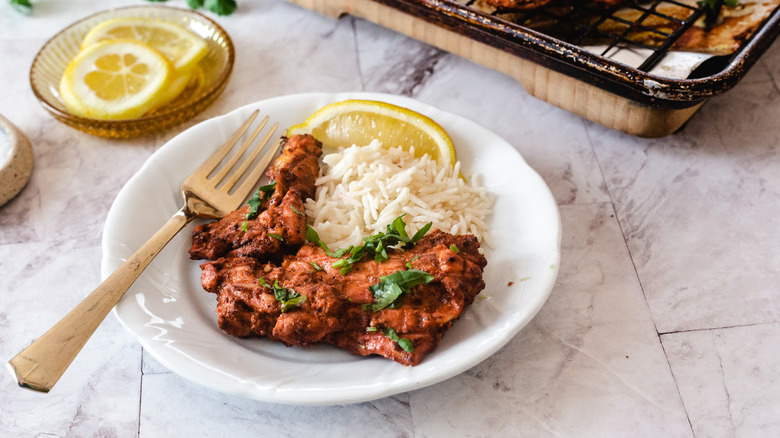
[307,215,432,274]
[383,327,414,353]
[9,0,32,13]
[449,244,459,254]
[290,205,304,216]
[310,261,323,271]
[240,221,248,231]
[259,278,306,312]
[268,233,284,242]
[363,269,434,312]
[245,181,277,220]
[366,326,378,332]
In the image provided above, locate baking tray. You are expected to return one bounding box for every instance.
[286,0,780,136]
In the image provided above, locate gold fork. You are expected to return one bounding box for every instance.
[7,110,281,393]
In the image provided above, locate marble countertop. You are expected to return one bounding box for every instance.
[1,0,778,436]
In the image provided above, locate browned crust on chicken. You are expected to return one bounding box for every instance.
[200,231,487,366]
[189,134,322,260]
[190,132,488,366]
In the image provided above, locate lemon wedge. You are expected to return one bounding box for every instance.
[288,100,456,165]
[81,18,208,74]
[59,40,173,120]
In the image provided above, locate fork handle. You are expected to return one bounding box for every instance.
[7,208,193,393]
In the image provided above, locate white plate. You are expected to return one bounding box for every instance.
[102,92,561,405]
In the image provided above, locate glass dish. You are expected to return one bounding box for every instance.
[29,5,235,139]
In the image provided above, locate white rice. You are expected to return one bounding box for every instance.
[304,140,494,249]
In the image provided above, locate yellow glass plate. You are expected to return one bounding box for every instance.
[30,5,235,139]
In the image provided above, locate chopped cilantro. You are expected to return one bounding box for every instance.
[290,205,304,216]
[245,181,277,220]
[307,215,432,275]
[259,278,306,312]
[363,269,434,312]
[383,327,414,353]
[268,233,284,242]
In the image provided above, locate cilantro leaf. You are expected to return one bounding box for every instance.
[307,215,432,275]
[245,181,276,220]
[205,0,237,15]
[364,269,434,312]
[383,327,414,353]
[306,225,350,258]
[259,278,306,312]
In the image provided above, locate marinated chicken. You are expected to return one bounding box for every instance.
[190,133,488,366]
[483,0,624,9]
[189,134,322,260]
[200,231,487,366]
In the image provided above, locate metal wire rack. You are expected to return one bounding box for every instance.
[459,0,724,72]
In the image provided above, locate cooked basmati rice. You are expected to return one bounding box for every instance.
[304,140,494,249]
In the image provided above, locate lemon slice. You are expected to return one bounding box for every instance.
[81,18,208,74]
[288,100,456,165]
[59,40,173,120]
[152,69,193,109]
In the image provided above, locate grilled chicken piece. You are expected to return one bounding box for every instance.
[484,0,623,10]
[483,0,554,10]
[189,134,322,260]
[200,230,487,366]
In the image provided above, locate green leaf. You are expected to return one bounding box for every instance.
[245,181,276,220]
[205,0,237,15]
[10,0,32,13]
[391,215,410,241]
[383,327,414,353]
[268,233,284,241]
[310,261,323,271]
[240,221,248,231]
[315,215,433,275]
[410,222,432,244]
[364,269,434,312]
[186,0,205,8]
[306,225,351,257]
[269,280,306,312]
